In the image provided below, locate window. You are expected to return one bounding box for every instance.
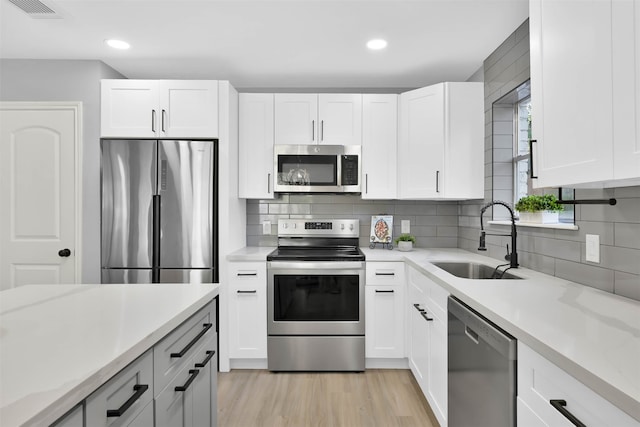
[514,97,531,204]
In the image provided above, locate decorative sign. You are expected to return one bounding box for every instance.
[370,215,393,244]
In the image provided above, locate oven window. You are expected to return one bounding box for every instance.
[273,274,359,321]
[277,155,337,186]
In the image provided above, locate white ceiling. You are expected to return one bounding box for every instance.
[0,0,529,90]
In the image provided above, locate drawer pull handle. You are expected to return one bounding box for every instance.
[170,323,213,358]
[550,400,586,427]
[375,289,394,293]
[375,272,395,276]
[237,272,257,276]
[195,350,216,368]
[237,290,257,294]
[413,303,425,312]
[175,369,199,392]
[106,384,149,417]
[421,311,434,322]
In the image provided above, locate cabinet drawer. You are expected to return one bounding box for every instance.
[154,302,215,396]
[366,262,405,286]
[85,350,153,426]
[229,262,266,284]
[518,342,638,426]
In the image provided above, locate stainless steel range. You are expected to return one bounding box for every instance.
[267,219,365,371]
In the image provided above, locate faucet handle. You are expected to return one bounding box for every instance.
[504,244,511,261]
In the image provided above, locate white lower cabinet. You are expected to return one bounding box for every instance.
[518,342,638,426]
[365,262,405,358]
[228,262,267,361]
[407,266,448,427]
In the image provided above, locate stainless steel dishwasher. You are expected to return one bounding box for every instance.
[448,296,517,427]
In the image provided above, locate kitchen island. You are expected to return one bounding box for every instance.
[0,283,219,427]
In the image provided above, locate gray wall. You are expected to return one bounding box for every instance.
[457,20,640,301]
[0,59,125,283]
[247,195,459,249]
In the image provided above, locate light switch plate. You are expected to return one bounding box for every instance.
[401,220,410,234]
[263,220,271,235]
[586,234,600,263]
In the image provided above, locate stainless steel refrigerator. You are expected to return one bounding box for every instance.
[101,139,218,284]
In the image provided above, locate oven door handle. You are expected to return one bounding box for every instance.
[267,261,365,271]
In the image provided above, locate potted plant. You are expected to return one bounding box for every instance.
[394,233,416,252]
[515,194,564,223]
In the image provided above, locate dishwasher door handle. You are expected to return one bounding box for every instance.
[464,325,480,344]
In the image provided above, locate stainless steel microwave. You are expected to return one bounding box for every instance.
[274,145,361,193]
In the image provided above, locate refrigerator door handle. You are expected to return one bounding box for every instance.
[152,194,161,282]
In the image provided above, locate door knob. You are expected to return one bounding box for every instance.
[58,248,71,257]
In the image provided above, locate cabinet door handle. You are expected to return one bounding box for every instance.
[195,350,216,368]
[365,174,368,194]
[436,170,440,193]
[106,384,149,417]
[550,400,586,427]
[529,139,538,179]
[237,272,257,277]
[375,272,395,276]
[175,369,199,392]
[161,109,166,132]
[321,120,324,141]
[421,311,434,322]
[413,303,425,312]
[237,290,257,294]
[375,289,394,293]
[151,110,156,133]
[312,120,315,141]
[170,323,213,358]
[267,173,271,194]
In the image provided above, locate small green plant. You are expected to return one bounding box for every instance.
[515,194,564,212]
[394,233,417,244]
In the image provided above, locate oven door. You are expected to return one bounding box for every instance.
[267,261,365,335]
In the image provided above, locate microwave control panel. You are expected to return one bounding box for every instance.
[341,155,359,186]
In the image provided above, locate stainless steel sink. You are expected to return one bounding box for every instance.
[432,262,523,280]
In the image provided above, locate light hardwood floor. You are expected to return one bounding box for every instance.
[218,369,439,427]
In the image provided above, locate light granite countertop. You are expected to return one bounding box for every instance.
[229,246,640,421]
[0,283,220,427]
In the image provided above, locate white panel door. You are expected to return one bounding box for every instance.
[239,93,275,199]
[398,84,444,199]
[613,0,640,181]
[530,0,614,188]
[318,94,362,145]
[362,94,398,199]
[159,80,219,138]
[0,103,79,289]
[274,94,318,144]
[100,80,159,138]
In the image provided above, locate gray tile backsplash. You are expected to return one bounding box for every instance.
[246,194,459,249]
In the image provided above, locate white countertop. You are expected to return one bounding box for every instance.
[0,283,220,427]
[226,246,275,262]
[232,246,640,421]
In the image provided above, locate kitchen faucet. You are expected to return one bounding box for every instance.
[478,200,519,269]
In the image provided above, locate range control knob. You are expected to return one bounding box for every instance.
[283,223,288,229]
[349,224,354,231]
[341,224,345,230]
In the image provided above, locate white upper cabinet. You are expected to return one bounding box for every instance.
[101,80,218,138]
[239,93,275,199]
[398,82,484,199]
[274,94,362,145]
[612,0,640,182]
[361,94,398,199]
[530,0,640,188]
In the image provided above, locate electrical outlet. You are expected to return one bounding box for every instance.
[586,234,600,263]
[263,220,271,235]
[401,220,410,234]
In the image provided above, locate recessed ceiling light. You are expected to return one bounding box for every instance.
[105,39,130,50]
[366,39,387,50]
